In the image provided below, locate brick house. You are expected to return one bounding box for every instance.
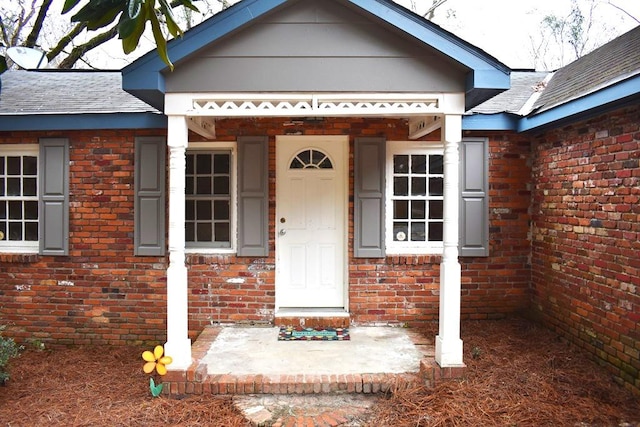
[0,0,638,392]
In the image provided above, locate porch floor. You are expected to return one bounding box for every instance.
[163,325,466,396]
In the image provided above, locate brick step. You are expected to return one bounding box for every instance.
[274,316,350,329]
[165,371,420,395]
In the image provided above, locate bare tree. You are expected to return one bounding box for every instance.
[530,0,638,70]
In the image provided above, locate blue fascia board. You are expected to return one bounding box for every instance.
[0,113,167,131]
[517,75,640,133]
[462,113,519,131]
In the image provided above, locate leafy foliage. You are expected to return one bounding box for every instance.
[0,324,22,385]
[61,0,201,69]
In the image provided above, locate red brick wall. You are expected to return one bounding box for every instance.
[530,105,640,393]
[0,130,168,346]
[0,118,532,345]
[187,119,531,331]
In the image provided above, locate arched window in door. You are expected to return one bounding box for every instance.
[289,149,333,169]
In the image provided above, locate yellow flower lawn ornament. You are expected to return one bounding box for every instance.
[142,345,173,376]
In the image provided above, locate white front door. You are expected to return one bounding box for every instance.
[276,136,348,309]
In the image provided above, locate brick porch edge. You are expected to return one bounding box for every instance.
[162,326,466,395]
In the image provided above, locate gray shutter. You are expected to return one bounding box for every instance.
[134,137,166,256]
[237,136,269,257]
[459,137,489,257]
[354,137,385,258]
[39,138,69,256]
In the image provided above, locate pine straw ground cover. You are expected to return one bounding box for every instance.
[0,317,638,426]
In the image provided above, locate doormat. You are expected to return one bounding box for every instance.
[278,326,350,341]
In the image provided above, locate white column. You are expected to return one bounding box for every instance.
[164,115,192,370]
[435,113,464,367]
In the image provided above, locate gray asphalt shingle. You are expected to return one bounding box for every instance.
[0,70,159,115]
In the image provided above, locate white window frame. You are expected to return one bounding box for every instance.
[185,141,237,254]
[0,144,39,254]
[385,140,444,255]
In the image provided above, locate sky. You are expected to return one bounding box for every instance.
[37,0,640,71]
[396,0,640,69]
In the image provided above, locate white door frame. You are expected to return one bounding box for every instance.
[275,135,349,312]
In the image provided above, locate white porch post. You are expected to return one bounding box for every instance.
[435,113,464,367]
[164,115,192,369]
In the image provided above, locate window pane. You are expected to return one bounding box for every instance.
[429,177,443,196]
[196,154,212,174]
[393,222,408,241]
[429,155,444,174]
[429,200,443,219]
[393,177,408,196]
[311,150,325,165]
[411,155,426,174]
[197,200,212,220]
[411,177,426,196]
[0,202,5,219]
[7,178,20,196]
[0,223,5,239]
[0,178,4,196]
[23,178,37,196]
[0,157,4,174]
[214,223,230,243]
[394,200,408,219]
[318,158,332,169]
[411,200,426,219]
[24,201,38,220]
[196,223,212,241]
[185,222,195,241]
[214,200,229,220]
[186,200,195,221]
[429,222,443,241]
[23,156,37,175]
[9,222,22,240]
[213,154,230,174]
[411,222,426,241]
[185,177,194,195]
[25,222,38,241]
[9,201,22,219]
[186,154,194,174]
[290,158,304,169]
[213,176,229,195]
[196,177,212,195]
[393,155,409,173]
[7,157,20,175]
[298,150,310,164]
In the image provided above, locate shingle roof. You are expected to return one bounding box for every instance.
[470,71,550,115]
[532,25,640,114]
[0,70,160,115]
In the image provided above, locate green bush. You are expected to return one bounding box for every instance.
[0,324,21,385]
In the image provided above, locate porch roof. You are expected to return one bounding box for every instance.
[121,0,511,112]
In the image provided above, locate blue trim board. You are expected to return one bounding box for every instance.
[0,113,167,131]
[517,75,640,133]
[462,113,519,131]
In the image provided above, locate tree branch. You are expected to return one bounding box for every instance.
[47,22,86,62]
[57,25,119,69]
[24,0,53,47]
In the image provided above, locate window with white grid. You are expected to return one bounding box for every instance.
[0,146,39,252]
[386,141,444,254]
